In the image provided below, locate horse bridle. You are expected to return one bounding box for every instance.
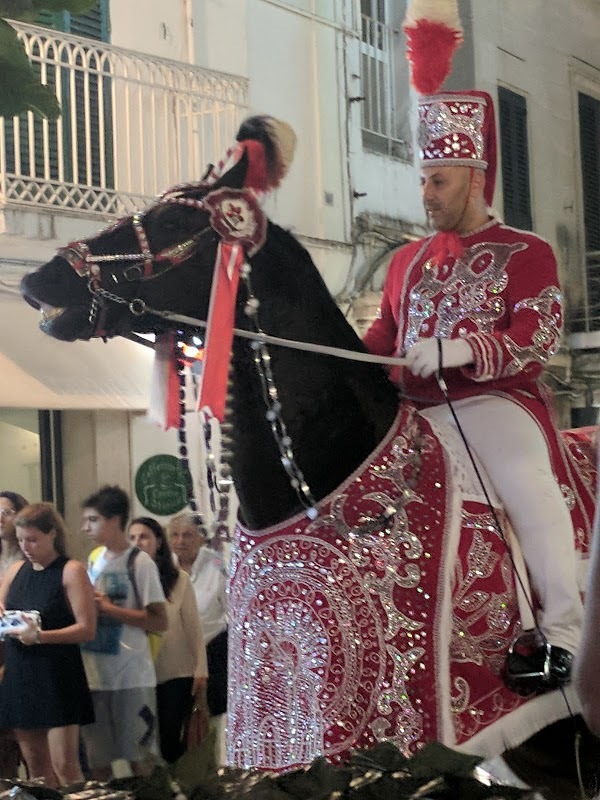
[57,190,215,335]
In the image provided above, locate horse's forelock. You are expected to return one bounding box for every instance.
[236,116,277,169]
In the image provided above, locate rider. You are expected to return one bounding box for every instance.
[364,88,583,692]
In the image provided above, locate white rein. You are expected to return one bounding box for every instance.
[134,305,408,368]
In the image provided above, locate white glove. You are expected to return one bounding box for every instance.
[404,337,473,379]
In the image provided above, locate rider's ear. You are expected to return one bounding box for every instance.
[469,168,486,198]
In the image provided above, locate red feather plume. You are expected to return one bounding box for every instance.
[241,139,269,192]
[405,19,463,95]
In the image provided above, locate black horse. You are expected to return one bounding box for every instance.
[21,116,600,797]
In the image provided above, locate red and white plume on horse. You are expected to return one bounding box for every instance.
[403,0,463,94]
[150,116,297,429]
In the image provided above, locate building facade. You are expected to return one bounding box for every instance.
[1,0,599,551]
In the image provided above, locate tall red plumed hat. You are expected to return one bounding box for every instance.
[404,0,497,207]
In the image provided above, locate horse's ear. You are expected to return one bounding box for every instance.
[211,151,250,191]
[214,115,296,193]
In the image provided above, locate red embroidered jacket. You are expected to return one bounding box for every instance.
[364,218,562,408]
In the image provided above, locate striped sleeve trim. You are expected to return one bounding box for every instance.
[463,333,503,381]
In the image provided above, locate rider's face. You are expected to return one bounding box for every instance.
[421,165,472,232]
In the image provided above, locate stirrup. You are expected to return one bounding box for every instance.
[503,630,573,696]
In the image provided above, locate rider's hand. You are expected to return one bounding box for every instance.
[405,338,473,379]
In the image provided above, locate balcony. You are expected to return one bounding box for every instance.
[0,21,248,219]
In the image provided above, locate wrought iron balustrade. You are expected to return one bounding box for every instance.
[0,21,248,218]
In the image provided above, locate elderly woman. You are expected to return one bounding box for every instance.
[167,513,228,721]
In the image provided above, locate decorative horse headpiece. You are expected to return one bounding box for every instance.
[403,0,498,263]
[152,115,297,428]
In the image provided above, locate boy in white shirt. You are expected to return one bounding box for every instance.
[80,486,167,779]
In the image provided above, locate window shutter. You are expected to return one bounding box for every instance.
[34,1,112,190]
[579,92,600,253]
[67,3,109,41]
[498,86,532,231]
[577,92,600,332]
[36,2,108,40]
[35,11,66,29]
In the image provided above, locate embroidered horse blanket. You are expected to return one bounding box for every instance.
[226,405,595,770]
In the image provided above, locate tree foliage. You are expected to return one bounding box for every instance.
[0,0,96,119]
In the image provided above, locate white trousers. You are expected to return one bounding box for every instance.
[421,394,583,653]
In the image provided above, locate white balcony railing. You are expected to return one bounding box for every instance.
[0,21,248,217]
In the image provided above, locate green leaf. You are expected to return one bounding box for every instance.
[0,18,60,117]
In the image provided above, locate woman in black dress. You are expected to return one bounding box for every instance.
[0,503,96,786]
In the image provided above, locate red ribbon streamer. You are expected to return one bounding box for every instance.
[197,241,244,421]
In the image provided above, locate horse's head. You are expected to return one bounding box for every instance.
[20,116,296,342]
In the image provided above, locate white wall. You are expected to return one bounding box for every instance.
[62,410,132,560]
[192,0,248,76]
[0,421,40,502]
[109,0,192,62]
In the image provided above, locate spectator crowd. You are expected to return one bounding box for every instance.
[0,485,228,786]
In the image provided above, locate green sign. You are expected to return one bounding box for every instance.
[134,454,189,516]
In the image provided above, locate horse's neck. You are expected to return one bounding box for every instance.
[230,286,399,530]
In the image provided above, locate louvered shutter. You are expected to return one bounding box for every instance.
[578,92,600,331]
[35,1,112,190]
[64,2,111,188]
[498,86,532,231]
[68,4,109,40]
[66,3,111,187]
[579,93,600,253]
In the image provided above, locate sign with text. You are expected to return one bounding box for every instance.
[134,454,189,516]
